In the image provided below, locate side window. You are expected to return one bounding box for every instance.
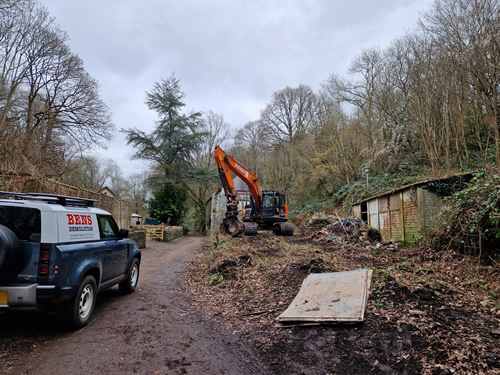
[0,206,41,242]
[98,215,119,239]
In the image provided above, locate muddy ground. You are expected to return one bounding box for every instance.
[0,234,266,375]
[1,229,498,374]
[185,226,499,375]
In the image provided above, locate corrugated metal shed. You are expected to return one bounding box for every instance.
[352,173,472,244]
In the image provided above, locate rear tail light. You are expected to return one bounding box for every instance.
[40,250,50,261]
[38,244,51,278]
[39,263,49,275]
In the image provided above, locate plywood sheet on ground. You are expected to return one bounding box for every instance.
[276,269,372,323]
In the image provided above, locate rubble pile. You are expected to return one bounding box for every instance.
[309,214,368,244]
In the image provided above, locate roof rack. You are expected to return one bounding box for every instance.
[0,191,97,207]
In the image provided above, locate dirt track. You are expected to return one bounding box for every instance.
[0,234,265,375]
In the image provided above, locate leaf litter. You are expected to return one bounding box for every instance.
[183,224,499,374]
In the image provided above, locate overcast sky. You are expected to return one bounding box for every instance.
[41,0,434,175]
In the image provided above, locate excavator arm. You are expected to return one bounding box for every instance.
[214,146,262,210]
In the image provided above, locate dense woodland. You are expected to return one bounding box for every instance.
[0,0,498,250]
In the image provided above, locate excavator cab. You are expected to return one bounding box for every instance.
[243,190,288,224]
[261,190,288,221]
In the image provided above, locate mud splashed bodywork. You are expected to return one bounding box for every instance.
[276,269,372,323]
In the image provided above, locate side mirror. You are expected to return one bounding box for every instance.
[119,228,129,239]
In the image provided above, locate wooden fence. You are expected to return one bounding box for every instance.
[0,175,135,229]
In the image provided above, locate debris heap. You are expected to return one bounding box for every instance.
[309,214,367,244]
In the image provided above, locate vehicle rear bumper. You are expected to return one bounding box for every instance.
[0,284,57,307]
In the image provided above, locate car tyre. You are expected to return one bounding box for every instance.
[58,275,97,329]
[0,225,22,282]
[119,258,140,294]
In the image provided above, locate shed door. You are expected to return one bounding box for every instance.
[368,200,378,229]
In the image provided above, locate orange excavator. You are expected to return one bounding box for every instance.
[214,146,293,236]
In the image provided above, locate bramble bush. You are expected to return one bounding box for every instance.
[435,168,499,261]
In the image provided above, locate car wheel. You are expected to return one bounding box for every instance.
[0,225,22,282]
[58,275,97,329]
[119,258,140,294]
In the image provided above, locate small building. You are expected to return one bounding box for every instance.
[98,186,118,198]
[131,213,142,226]
[352,174,471,244]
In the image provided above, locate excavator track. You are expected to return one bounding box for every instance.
[272,222,294,236]
[220,221,257,237]
[243,223,257,236]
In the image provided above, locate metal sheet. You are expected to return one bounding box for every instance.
[276,269,372,323]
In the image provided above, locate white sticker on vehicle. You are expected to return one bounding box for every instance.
[58,213,100,242]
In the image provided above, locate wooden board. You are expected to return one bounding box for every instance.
[276,269,372,323]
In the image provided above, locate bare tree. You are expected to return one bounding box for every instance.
[184,110,231,232]
[60,156,110,191]
[421,0,500,165]
[0,0,113,176]
[196,110,231,168]
[0,0,18,11]
[0,0,40,136]
[261,84,318,145]
[232,120,269,178]
[324,48,386,150]
[127,172,150,216]
[312,91,367,186]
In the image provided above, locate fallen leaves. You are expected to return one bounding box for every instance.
[183,230,499,374]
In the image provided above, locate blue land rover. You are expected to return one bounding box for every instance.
[0,191,141,329]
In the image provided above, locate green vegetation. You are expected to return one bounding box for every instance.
[291,171,426,217]
[123,75,222,232]
[147,184,188,226]
[435,168,500,260]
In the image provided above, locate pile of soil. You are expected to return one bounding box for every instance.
[184,229,499,374]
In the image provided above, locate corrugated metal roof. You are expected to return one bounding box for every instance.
[352,172,473,205]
